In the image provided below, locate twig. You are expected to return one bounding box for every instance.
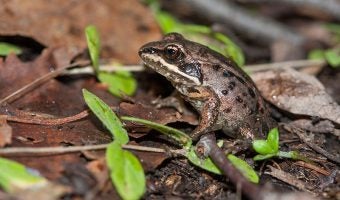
[64,64,145,75]
[181,0,305,45]
[5,109,89,125]
[280,0,340,20]
[245,59,326,72]
[198,133,262,200]
[294,161,330,176]
[0,143,185,155]
[284,125,340,165]
[265,166,312,192]
[0,60,90,106]
[246,0,340,20]
[65,59,325,76]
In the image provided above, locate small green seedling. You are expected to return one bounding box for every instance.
[85,25,137,97]
[308,23,340,68]
[253,128,309,162]
[85,25,100,72]
[309,48,340,68]
[121,116,259,183]
[83,89,145,200]
[106,141,145,200]
[83,89,129,145]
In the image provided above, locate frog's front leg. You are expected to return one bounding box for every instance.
[187,88,220,141]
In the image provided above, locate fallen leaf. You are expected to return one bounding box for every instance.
[129,144,168,172]
[289,119,335,134]
[0,51,54,100]
[0,0,160,63]
[251,68,340,126]
[86,158,109,192]
[0,116,12,147]
[60,163,97,196]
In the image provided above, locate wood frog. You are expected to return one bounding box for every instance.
[139,33,276,141]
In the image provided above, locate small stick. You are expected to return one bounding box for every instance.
[198,133,262,200]
[181,0,305,45]
[0,60,90,106]
[5,110,89,125]
[0,143,185,155]
[284,125,340,165]
[64,64,145,75]
[294,161,330,176]
[245,59,326,72]
[65,59,325,76]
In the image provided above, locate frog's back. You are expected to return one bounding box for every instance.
[198,45,275,139]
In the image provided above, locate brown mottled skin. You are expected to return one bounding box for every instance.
[139,33,276,141]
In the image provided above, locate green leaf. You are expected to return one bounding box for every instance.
[154,11,179,34]
[252,140,275,155]
[325,23,340,35]
[121,116,192,147]
[252,127,279,155]
[98,71,137,97]
[308,49,325,60]
[253,154,276,161]
[0,42,22,56]
[227,154,259,183]
[0,157,47,192]
[180,30,245,67]
[267,127,279,153]
[85,25,100,72]
[325,49,340,68]
[186,147,222,174]
[82,89,129,144]
[308,48,340,68]
[213,32,245,67]
[187,148,259,183]
[106,142,145,200]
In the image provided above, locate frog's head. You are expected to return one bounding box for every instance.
[139,33,203,86]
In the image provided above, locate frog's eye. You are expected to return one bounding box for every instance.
[164,45,182,61]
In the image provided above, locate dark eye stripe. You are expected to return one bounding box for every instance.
[178,62,202,82]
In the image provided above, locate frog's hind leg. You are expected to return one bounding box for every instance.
[190,97,220,141]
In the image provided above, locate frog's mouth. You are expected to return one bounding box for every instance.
[139,53,201,86]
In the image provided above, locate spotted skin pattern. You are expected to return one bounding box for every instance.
[139,33,276,141]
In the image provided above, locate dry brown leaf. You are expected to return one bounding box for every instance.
[251,68,340,126]
[0,116,12,147]
[12,182,69,200]
[0,0,160,63]
[86,158,109,191]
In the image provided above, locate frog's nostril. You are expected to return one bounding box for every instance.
[139,47,156,56]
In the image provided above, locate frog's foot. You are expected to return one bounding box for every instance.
[152,96,184,113]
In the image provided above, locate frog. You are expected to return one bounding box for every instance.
[139,33,276,142]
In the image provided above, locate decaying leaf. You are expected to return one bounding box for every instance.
[0,0,160,63]
[0,116,12,147]
[251,68,340,126]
